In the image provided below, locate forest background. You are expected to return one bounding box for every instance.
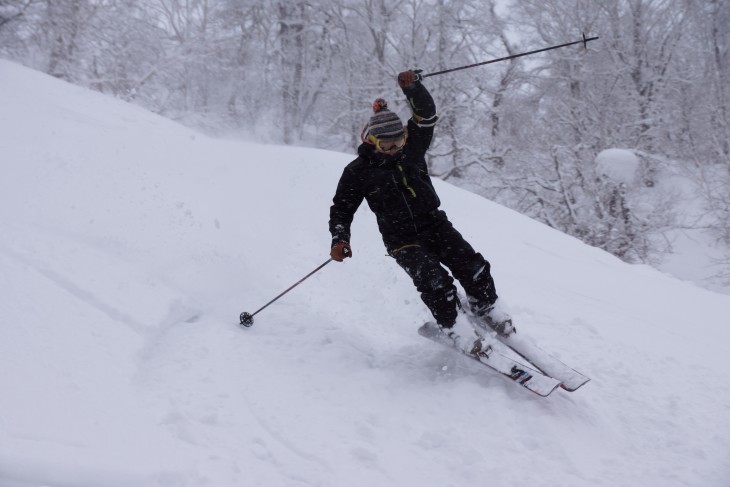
[2,0,729,287]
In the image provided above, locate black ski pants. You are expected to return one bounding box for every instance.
[391,213,497,327]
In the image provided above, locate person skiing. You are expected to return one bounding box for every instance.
[328,70,514,347]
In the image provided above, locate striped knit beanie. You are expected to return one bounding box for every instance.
[363,99,405,143]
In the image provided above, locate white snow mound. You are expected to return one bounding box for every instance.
[596,148,640,184]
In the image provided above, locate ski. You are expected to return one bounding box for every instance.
[468,316,590,391]
[418,322,562,397]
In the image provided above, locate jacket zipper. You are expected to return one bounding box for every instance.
[397,164,417,198]
[391,171,418,233]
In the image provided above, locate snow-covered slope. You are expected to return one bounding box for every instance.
[1,59,729,487]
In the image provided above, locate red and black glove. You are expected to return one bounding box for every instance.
[397,70,423,89]
[330,241,352,262]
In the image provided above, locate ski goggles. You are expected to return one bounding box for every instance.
[366,133,407,154]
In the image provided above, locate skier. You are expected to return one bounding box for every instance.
[328,70,514,346]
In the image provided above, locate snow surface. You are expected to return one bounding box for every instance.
[1,59,730,486]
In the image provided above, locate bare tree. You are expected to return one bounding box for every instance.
[0,0,34,31]
[1,0,727,267]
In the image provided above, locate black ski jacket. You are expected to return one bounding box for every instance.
[329,82,442,253]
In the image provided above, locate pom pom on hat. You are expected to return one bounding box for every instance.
[362,98,404,143]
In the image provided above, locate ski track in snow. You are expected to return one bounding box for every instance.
[1,59,730,486]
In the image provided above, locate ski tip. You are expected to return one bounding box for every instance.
[560,377,591,392]
[541,383,563,397]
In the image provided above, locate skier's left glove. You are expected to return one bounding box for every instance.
[397,70,423,89]
[330,241,352,262]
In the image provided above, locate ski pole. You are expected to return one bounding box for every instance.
[421,33,599,79]
[239,258,334,327]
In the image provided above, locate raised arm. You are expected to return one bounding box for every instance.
[398,71,439,155]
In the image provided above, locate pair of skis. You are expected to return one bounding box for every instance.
[418,316,589,397]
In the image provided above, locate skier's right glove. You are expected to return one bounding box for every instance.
[397,70,423,89]
[330,241,352,262]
